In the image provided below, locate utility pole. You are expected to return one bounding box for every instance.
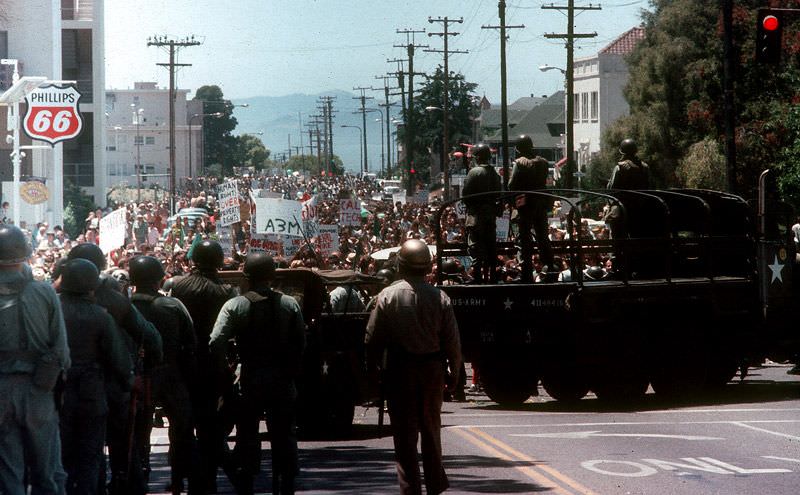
[147,35,201,212]
[427,16,468,201]
[387,58,408,179]
[287,134,292,158]
[374,76,399,178]
[483,2,524,190]
[722,0,736,193]
[352,87,374,175]
[395,29,428,196]
[543,1,599,189]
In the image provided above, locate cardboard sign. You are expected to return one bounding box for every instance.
[217,180,240,226]
[339,198,362,226]
[316,224,339,258]
[301,195,319,238]
[253,197,303,237]
[283,237,306,258]
[247,236,283,256]
[216,225,234,258]
[496,210,511,242]
[99,208,127,254]
[392,192,406,205]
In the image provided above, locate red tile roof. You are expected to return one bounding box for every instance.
[600,27,645,55]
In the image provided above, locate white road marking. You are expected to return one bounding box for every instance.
[448,408,800,418]
[582,457,793,477]
[581,460,658,477]
[763,456,800,464]
[698,457,792,474]
[512,431,723,440]
[446,419,800,429]
[730,421,800,441]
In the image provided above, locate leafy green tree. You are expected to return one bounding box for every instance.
[230,135,271,170]
[285,154,344,176]
[193,85,239,175]
[677,137,726,189]
[601,0,800,200]
[63,180,96,238]
[396,68,479,181]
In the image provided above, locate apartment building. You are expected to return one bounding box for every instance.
[0,0,105,226]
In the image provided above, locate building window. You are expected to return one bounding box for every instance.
[0,31,7,59]
[581,93,589,122]
[573,94,580,123]
[133,96,140,105]
[62,29,93,103]
[145,136,155,145]
[134,136,143,145]
[591,92,598,121]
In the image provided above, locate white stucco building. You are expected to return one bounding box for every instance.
[105,82,203,195]
[0,0,105,225]
[572,27,645,169]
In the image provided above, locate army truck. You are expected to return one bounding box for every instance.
[433,170,798,404]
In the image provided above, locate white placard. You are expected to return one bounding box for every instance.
[496,210,511,242]
[99,208,127,254]
[283,237,306,258]
[253,197,303,237]
[339,198,362,226]
[316,224,339,258]
[216,225,233,258]
[392,192,406,205]
[217,180,241,227]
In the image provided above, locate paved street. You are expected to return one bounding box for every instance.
[147,362,799,494]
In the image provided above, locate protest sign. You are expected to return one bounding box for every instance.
[301,195,319,238]
[217,180,240,226]
[496,210,511,242]
[316,224,339,258]
[99,208,127,254]
[216,225,234,258]
[339,198,362,226]
[283,237,306,258]
[253,197,303,237]
[392,192,406,205]
[247,234,282,255]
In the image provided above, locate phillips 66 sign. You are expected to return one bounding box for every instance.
[22,84,84,145]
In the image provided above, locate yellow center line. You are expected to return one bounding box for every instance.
[461,426,600,495]
[451,427,575,495]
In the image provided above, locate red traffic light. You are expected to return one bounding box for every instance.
[410,168,416,174]
[763,14,779,31]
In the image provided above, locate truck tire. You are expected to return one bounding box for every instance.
[480,357,537,405]
[541,372,589,402]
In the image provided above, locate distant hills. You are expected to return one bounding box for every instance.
[232,90,395,174]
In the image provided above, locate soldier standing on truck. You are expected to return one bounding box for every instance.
[462,143,502,283]
[209,253,306,495]
[508,134,555,283]
[366,239,462,495]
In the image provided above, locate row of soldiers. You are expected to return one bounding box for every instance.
[461,134,649,283]
[0,224,304,495]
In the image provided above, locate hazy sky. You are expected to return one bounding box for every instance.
[106,0,646,102]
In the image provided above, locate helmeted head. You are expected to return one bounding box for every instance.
[441,258,459,276]
[68,242,107,270]
[619,138,638,158]
[375,268,395,284]
[60,258,100,294]
[515,134,534,156]
[129,256,166,287]
[244,252,277,283]
[0,224,32,266]
[397,239,432,276]
[472,143,492,164]
[191,240,224,270]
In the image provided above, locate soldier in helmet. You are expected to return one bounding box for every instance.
[509,135,555,282]
[59,258,133,494]
[461,143,502,283]
[68,243,162,494]
[129,255,199,494]
[0,224,70,494]
[366,239,462,494]
[169,239,236,490]
[608,138,650,190]
[209,253,306,494]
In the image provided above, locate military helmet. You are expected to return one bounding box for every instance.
[398,239,432,274]
[0,224,32,266]
[60,258,100,294]
[619,138,638,157]
[441,258,459,275]
[129,256,166,286]
[192,240,224,269]
[244,252,277,282]
[375,268,395,283]
[472,143,492,163]
[515,134,534,153]
[68,242,107,270]
[111,269,130,286]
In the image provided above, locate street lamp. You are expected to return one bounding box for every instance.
[366,108,385,177]
[539,64,573,185]
[341,125,363,173]
[188,112,223,179]
[131,104,144,203]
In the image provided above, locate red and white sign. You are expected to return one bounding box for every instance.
[23,84,84,146]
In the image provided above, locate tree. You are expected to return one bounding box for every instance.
[285,154,344,177]
[63,180,96,238]
[193,85,239,175]
[677,137,726,189]
[601,0,800,200]
[396,68,479,182]
[230,135,271,170]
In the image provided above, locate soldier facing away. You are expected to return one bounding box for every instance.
[366,239,462,495]
[209,253,306,495]
[461,143,502,283]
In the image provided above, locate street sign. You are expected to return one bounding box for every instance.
[22,84,83,145]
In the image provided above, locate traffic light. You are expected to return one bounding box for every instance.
[756,9,782,64]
